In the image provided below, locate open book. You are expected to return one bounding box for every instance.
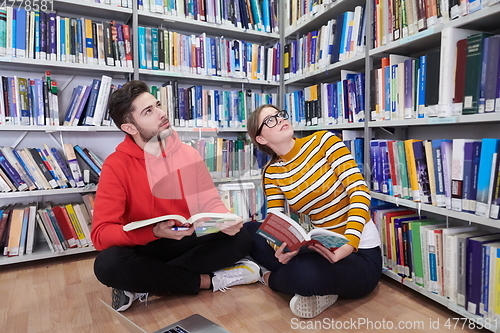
[123,212,240,235]
[256,211,348,252]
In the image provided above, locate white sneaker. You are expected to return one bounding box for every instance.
[289,294,338,318]
[112,288,149,312]
[212,259,260,292]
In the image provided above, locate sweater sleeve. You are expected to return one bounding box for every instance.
[90,162,158,251]
[323,132,371,250]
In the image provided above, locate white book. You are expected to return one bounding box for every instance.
[438,27,480,117]
[91,75,112,126]
[442,226,478,303]
[451,139,466,211]
[25,205,37,254]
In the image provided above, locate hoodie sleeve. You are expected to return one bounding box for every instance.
[90,160,158,251]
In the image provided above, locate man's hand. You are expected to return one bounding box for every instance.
[308,243,355,263]
[275,242,299,264]
[152,220,194,240]
[217,215,243,236]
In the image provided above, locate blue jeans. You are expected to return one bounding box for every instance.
[243,221,382,298]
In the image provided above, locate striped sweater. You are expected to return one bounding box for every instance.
[263,131,371,250]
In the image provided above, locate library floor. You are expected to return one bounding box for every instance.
[0,252,490,333]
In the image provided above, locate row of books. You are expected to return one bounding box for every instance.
[138,0,278,34]
[157,81,277,129]
[284,0,336,29]
[372,30,500,121]
[63,75,116,127]
[372,0,500,48]
[0,143,103,193]
[183,138,260,180]
[0,72,59,126]
[217,182,265,222]
[138,27,280,81]
[283,5,367,80]
[370,138,500,219]
[0,194,95,257]
[373,205,500,319]
[284,71,365,127]
[0,9,132,67]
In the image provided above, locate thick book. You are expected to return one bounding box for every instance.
[123,212,240,233]
[256,211,348,252]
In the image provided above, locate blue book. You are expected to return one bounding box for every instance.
[82,79,101,126]
[470,141,482,213]
[417,55,427,118]
[63,86,83,126]
[475,138,500,216]
[73,145,101,176]
[261,0,271,32]
[12,149,38,189]
[59,16,65,62]
[50,148,77,188]
[338,11,353,61]
[331,82,338,123]
[431,140,446,207]
[354,73,365,122]
[11,8,16,57]
[0,151,27,191]
[370,140,381,192]
[151,28,159,70]
[138,26,147,69]
[15,9,26,58]
[18,207,29,255]
[72,85,92,126]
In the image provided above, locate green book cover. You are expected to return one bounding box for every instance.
[408,219,441,287]
[462,33,492,115]
[396,141,411,200]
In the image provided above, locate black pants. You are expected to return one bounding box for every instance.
[243,221,382,298]
[94,229,253,295]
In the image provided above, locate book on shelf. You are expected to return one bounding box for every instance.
[256,211,349,252]
[123,212,241,234]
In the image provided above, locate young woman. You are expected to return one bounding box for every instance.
[244,104,382,318]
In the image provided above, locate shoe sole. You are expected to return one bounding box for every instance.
[289,294,338,318]
[112,289,132,312]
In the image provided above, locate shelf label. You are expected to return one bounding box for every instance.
[427,116,457,124]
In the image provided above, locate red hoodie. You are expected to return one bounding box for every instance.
[90,130,228,250]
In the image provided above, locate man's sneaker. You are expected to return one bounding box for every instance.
[111,288,149,312]
[212,259,260,292]
[289,294,338,318]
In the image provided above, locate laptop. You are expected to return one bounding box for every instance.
[100,300,232,333]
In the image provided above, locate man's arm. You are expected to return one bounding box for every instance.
[90,162,158,250]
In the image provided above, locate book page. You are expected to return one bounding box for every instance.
[123,214,187,231]
[309,228,348,250]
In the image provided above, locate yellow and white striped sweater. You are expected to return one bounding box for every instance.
[263,131,371,250]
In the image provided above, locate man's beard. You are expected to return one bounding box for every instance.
[134,122,172,143]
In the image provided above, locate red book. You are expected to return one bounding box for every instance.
[453,38,468,108]
[52,206,79,248]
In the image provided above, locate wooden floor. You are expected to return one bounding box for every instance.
[0,252,490,333]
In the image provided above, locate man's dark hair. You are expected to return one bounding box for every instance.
[109,80,149,129]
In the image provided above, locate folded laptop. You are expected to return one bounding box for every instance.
[100,300,231,333]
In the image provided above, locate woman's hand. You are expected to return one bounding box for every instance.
[308,243,355,263]
[275,242,299,264]
[152,220,194,240]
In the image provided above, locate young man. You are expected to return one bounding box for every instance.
[91,80,259,312]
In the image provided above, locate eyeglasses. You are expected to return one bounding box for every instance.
[256,110,289,136]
